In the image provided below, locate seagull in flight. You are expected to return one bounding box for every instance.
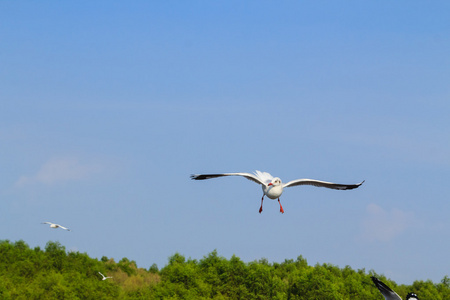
[191,170,364,213]
[41,222,71,231]
[98,272,113,280]
[371,276,419,300]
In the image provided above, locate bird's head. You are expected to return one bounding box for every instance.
[406,293,419,300]
[268,178,282,186]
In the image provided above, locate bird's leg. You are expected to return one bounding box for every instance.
[259,195,264,213]
[278,198,284,214]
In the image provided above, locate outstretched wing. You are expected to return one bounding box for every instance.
[42,222,53,225]
[191,172,266,185]
[57,225,71,231]
[371,276,402,300]
[283,179,364,190]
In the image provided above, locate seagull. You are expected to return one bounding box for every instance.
[371,276,419,300]
[190,170,364,213]
[98,272,113,280]
[41,222,71,231]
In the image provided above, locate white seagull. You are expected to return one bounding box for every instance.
[98,272,113,280]
[191,170,364,213]
[371,276,419,300]
[41,222,71,231]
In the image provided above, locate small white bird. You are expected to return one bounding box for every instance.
[191,170,364,213]
[41,222,71,231]
[98,272,113,280]
[371,276,419,300]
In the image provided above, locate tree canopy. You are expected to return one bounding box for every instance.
[0,240,448,299]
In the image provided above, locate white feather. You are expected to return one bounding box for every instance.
[254,170,273,184]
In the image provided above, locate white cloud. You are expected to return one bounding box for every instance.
[361,203,415,242]
[15,157,102,187]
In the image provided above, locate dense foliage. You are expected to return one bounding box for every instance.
[0,240,448,299]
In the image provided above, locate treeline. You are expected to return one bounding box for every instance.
[0,240,448,299]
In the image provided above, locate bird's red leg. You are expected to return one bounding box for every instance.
[259,195,264,213]
[278,198,284,214]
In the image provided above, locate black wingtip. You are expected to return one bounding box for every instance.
[371,276,395,293]
[190,174,225,180]
[191,174,211,180]
[341,180,365,190]
[371,276,385,288]
[349,180,365,189]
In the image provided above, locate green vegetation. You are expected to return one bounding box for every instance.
[0,240,448,299]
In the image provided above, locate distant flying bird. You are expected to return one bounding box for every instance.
[98,272,113,280]
[191,170,364,213]
[41,222,71,231]
[371,276,419,300]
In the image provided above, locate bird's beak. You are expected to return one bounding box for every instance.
[268,183,273,186]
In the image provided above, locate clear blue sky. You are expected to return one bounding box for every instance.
[1,1,449,285]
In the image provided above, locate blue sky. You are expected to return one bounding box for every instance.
[1,1,449,285]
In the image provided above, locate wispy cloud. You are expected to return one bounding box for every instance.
[15,157,102,187]
[361,203,415,242]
